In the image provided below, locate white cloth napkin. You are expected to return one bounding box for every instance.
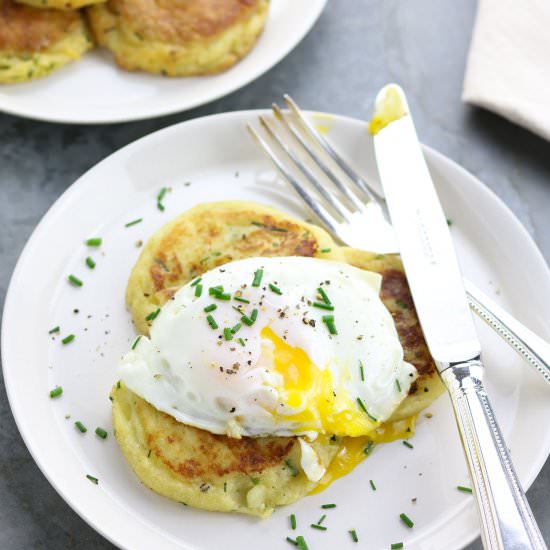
[462,0,550,141]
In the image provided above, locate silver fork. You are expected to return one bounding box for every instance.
[247,95,550,386]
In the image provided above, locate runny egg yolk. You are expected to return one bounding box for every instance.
[309,416,417,494]
[261,327,377,437]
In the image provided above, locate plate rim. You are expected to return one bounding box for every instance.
[0,0,327,125]
[2,109,550,549]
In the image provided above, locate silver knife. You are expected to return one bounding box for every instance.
[371,84,547,550]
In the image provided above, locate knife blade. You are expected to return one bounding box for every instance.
[371,84,546,550]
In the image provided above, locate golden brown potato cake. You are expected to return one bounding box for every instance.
[0,0,93,84]
[15,0,105,10]
[86,0,269,76]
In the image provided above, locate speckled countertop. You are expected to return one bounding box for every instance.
[1,1,549,548]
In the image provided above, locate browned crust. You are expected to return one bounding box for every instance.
[0,0,81,52]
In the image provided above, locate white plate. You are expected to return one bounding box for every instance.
[3,110,550,550]
[0,1,326,124]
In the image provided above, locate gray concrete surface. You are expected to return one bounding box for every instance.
[1,1,549,548]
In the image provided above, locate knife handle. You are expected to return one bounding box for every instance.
[439,358,547,550]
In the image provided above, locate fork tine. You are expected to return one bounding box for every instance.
[272,102,367,212]
[247,123,341,237]
[257,115,349,219]
[284,94,384,202]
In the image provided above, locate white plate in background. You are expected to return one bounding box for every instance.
[2,110,550,549]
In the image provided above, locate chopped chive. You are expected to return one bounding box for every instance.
[357,398,378,421]
[215,293,231,301]
[250,309,258,322]
[447,218,453,227]
[49,386,63,398]
[317,514,326,525]
[85,238,102,247]
[75,421,87,433]
[85,257,96,269]
[370,479,377,491]
[61,334,75,345]
[232,305,244,315]
[312,302,334,311]
[396,378,402,392]
[49,326,60,334]
[157,187,168,210]
[190,277,202,287]
[285,459,299,477]
[310,524,327,531]
[363,441,375,455]
[86,474,99,485]
[208,285,224,296]
[237,338,245,347]
[391,544,404,549]
[317,287,331,304]
[206,315,218,329]
[400,513,414,528]
[116,380,121,389]
[296,536,309,550]
[203,304,217,313]
[252,268,263,287]
[349,529,359,543]
[223,482,227,492]
[403,440,414,449]
[68,274,83,287]
[131,336,142,350]
[231,323,242,334]
[234,295,250,304]
[322,315,337,335]
[195,284,203,297]
[269,283,282,295]
[321,503,336,509]
[320,248,332,253]
[286,537,298,546]
[457,485,473,493]
[145,308,160,321]
[290,513,297,530]
[95,427,108,439]
[124,218,142,227]
[241,315,253,327]
[223,328,233,341]
[359,360,365,381]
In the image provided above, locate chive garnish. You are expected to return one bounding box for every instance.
[85,238,102,247]
[145,308,160,321]
[131,336,141,350]
[321,503,336,509]
[250,309,258,322]
[317,287,331,304]
[286,537,298,546]
[85,257,96,269]
[349,529,359,543]
[49,386,63,398]
[68,274,83,287]
[86,475,99,485]
[223,482,227,492]
[285,459,299,477]
[215,292,231,301]
[290,513,297,530]
[317,514,326,525]
[400,513,414,528]
[252,268,263,287]
[231,323,242,334]
[359,360,365,381]
[363,441,375,455]
[75,421,87,433]
[310,524,327,531]
[208,285,224,296]
[320,248,331,253]
[206,315,218,329]
[95,427,108,439]
[396,379,402,392]
[241,315,253,327]
[370,479,376,491]
[403,440,414,449]
[237,338,245,347]
[234,295,250,304]
[195,284,203,297]
[269,283,282,295]
[203,304,217,313]
[322,315,337,335]
[157,187,168,210]
[457,485,473,493]
[125,218,142,227]
[357,398,378,421]
[312,302,334,311]
[391,544,404,549]
[61,334,75,345]
[223,328,233,341]
[49,326,60,334]
[296,536,309,550]
[190,277,202,287]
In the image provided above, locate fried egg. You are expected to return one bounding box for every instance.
[119,257,417,478]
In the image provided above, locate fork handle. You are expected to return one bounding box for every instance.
[439,358,547,550]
